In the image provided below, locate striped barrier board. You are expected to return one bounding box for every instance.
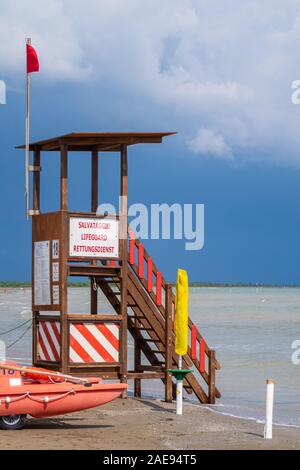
[69,322,120,364]
[37,320,61,362]
[37,321,120,364]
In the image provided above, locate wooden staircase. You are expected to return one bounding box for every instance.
[96,233,221,404]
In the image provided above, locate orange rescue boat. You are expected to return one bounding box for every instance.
[0,362,127,430]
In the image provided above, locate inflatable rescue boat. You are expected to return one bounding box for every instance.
[0,362,127,430]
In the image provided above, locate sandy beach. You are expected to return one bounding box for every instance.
[0,397,299,450]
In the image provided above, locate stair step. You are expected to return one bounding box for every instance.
[144,339,161,344]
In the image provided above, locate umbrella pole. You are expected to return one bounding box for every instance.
[176,355,183,415]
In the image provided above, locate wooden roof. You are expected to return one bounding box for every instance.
[16,132,176,152]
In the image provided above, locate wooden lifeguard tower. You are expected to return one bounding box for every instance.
[17,132,220,403]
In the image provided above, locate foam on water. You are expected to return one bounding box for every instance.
[0,286,299,426]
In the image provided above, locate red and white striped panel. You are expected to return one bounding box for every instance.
[38,321,61,362]
[69,323,120,363]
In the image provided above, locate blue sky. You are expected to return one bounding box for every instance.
[1,0,300,284]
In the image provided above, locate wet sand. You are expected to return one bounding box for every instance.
[0,398,300,450]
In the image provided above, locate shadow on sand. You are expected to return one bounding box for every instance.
[25,416,114,430]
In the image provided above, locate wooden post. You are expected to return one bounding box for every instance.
[208,350,216,404]
[32,147,40,366]
[165,284,173,402]
[91,149,98,315]
[120,144,128,396]
[33,147,40,213]
[60,144,68,373]
[60,143,68,211]
[134,337,142,397]
[32,312,38,365]
[91,149,98,213]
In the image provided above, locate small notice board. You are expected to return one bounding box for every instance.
[34,241,51,306]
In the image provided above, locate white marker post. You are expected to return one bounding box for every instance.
[264,379,274,439]
[176,356,183,415]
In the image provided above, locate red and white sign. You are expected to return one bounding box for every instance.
[38,321,61,362]
[37,321,120,364]
[69,217,119,258]
[69,323,120,363]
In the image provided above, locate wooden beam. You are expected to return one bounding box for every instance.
[32,148,40,365]
[32,312,38,365]
[127,372,165,379]
[68,264,120,277]
[33,147,41,212]
[208,350,216,404]
[120,144,128,396]
[67,314,122,322]
[91,149,99,314]
[60,211,69,373]
[60,143,68,211]
[91,149,98,212]
[134,337,142,397]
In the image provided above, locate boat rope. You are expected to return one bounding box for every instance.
[48,376,66,384]
[0,389,76,405]
[27,389,76,403]
[0,323,32,351]
[0,318,32,336]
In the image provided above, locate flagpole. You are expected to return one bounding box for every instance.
[25,37,31,221]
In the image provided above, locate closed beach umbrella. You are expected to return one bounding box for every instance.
[175,269,189,356]
[174,269,189,415]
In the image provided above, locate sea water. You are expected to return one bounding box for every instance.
[0,287,299,426]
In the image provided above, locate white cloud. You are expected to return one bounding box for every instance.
[0,0,91,80]
[188,129,233,161]
[1,0,300,166]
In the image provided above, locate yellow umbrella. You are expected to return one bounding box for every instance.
[175,269,189,356]
[171,269,191,415]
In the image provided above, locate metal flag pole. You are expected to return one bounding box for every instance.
[25,37,31,221]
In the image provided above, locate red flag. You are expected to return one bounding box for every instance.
[26,44,39,73]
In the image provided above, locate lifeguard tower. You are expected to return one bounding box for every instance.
[17,132,220,403]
